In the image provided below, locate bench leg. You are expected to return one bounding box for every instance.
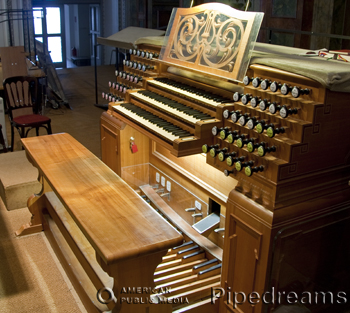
[15,193,46,236]
[98,251,172,313]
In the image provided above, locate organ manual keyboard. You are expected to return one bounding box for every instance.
[100,3,350,313]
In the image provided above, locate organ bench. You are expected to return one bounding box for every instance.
[16,133,183,313]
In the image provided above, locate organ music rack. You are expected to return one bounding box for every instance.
[101,3,350,313]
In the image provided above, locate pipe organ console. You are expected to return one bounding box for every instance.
[101,3,350,313]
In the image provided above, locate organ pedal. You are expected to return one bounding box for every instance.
[153,238,221,312]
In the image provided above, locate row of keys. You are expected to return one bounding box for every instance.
[202,144,264,177]
[242,76,310,98]
[113,103,193,142]
[232,93,299,118]
[132,90,213,124]
[114,71,143,84]
[129,48,159,60]
[148,78,230,108]
[123,59,155,72]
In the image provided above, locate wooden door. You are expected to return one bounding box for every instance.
[260,0,314,48]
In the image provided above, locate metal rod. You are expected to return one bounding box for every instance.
[94,43,99,105]
[7,9,12,46]
[245,0,250,11]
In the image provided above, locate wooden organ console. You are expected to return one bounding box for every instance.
[101,3,350,313]
[15,3,350,313]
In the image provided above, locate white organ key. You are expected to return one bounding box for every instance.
[131,92,200,124]
[148,80,220,107]
[113,105,180,142]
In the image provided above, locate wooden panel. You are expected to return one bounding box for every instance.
[0,47,27,80]
[101,112,121,175]
[224,213,262,313]
[120,124,150,168]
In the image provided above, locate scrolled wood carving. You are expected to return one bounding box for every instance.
[160,3,264,82]
[172,9,245,72]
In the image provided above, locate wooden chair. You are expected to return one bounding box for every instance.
[3,76,52,151]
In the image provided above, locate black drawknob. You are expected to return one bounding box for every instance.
[281,83,291,95]
[218,151,236,162]
[226,156,245,167]
[226,131,239,144]
[241,94,252,105]
[260,79,271,90]
[219,127,232,140]
[224,169,235,177]
[243,76,253,86]
[292,86,310,98]
[252,77,261,88]
[270,81,281,92]
[250,96,261,108]
[259,99,270,111]
[280,105,298,118]
[255,120,269,134]
[202,144,219,154]
[245,165,264,177]
[233,92,243,102]
[268,102,282,115]
[209,147,227,158]
[258,143,276,156]
[266,125,285,138]
[246,117,258,130]
[235,160,254,172]
[247,139,259,153]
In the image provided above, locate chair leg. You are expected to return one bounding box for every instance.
[36,128,39,136]
[10,125,14,152]
[47,122,52,135]
[21,127,26,150]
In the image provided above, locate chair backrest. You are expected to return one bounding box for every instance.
[3,76,40,119]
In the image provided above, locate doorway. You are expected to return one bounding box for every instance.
[90,4,101,66]
[33,6,65,68]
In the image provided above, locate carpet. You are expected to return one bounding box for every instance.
[0,197,86,312]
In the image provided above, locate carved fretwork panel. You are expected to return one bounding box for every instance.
[159,3,263,82]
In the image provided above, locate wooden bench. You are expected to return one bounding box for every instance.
[16,133,183,313]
